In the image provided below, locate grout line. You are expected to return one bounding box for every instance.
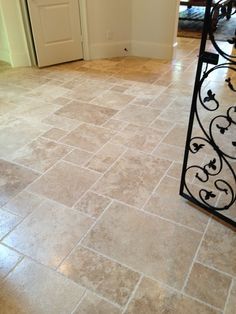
[70,289,88,314]
[181,217,212,293]
[122,275,143,314]
[223,278,234,314]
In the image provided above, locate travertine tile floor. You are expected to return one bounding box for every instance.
[0,38,235,314]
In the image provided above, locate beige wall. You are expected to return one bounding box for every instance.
[85,0,132,59]
[0,5,11,64]
[85,0,179,60]
[0,0,31,67]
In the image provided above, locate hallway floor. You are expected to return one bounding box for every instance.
[0,38,235,314]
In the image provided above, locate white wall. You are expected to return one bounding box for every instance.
[131,0,179,59]
[0,0,31,67]
[85,0,132,59]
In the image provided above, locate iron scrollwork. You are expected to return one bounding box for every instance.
[180,0,236,227]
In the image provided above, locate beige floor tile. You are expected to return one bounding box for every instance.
[0,160,39,207]
[63,148,93,166]
[163,124,187,147]
[0,258,84,314]
[55,101,117,125]
[83,202,201,289]
[41,127,67,141]
[197,219,236,277]
[145,176,209,232]
[86,143,125,173]
[167,161,183,179]
[185,262,231,309]
[3,201,93,267]
[74,292,121,314]
[125,83,165,98]
[150,118,173,132]
[102,119,128,131]
[42,113,80,131]
[0,244,22,280]
[0,209,22,240]
[12,138,71,173]
[65,82,110,102]
[153,143,184,162]
[149,93,175,110]
[60,124,115,153]
[114,105,160,126]
[125,277,220,314]
[28,161,100,207]
[2,191,43,218]
[225,279,236,314]
[93,150,171,208]
[59,246,140,305]
[92,90,134,110]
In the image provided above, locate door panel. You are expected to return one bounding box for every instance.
[27,0,83,67]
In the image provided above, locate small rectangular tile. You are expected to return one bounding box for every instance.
[74,191,111,218]
[0,258,84,314]
[28,161,100,207]
[3,201,93,267]
[83,201,202,289]
[63,148,93,166]
[185,262,231,309]
[59,246,140,305]
[125,277,220,314]
[41,127,67,141]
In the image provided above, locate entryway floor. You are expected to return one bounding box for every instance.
[0,38,235,314]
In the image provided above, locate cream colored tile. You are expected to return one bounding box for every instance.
[114,105,160,126]
[163,124,187,147]
[125,277,220,314]
[86,143,125,173]
[83,202,201,289]
[102,119,127,131]
[12,138,72,173]
[60,124,115,153]
[92,90,134,110]
[0,258,84,314]
[41,127,67,141]
[3,191,43,218]
[153,143,184,162]
[59,246,140,305]
[3,201,93,267]
[74,292,121,314]
[63,148,93,166]
[0,244,22,280]
[167,161,183,179]
[197,219,236,277]
[55,101,117,125]
[29,161,100,207]
[185,262,231,309]
[74,191,111,218]
[225,280,236,314]
[145,176,209,232]
[0,209,22,240]
[42,113,80,131]
[93,150,171,208]
[0,160,39,207]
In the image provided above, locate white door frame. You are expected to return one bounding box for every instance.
[20,0,90,66]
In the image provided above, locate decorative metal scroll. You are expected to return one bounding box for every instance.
[180,0,236,227]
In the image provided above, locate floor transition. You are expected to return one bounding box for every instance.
[0,38,235,313]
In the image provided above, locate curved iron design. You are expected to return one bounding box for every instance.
[180,0,236,227]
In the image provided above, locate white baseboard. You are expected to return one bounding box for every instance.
[131,40,174,60]
[0,49,11,64]
[89,41,131,59]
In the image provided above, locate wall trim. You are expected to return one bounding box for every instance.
[131,40,174,60]
[89,41,130,60]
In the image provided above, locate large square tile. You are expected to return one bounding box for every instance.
[55,101,117,125]
[28,161,100,207]
[59,246,140,305]
[92,90,134,110]
[60,123,115,153]
[83,201,202,289]
[3,201,93,267]
[93,150,171,207]
[12,138,71,173]
[0,258,84,314]
[0,160,39,207]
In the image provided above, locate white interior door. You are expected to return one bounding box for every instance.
[27,0,83,67]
